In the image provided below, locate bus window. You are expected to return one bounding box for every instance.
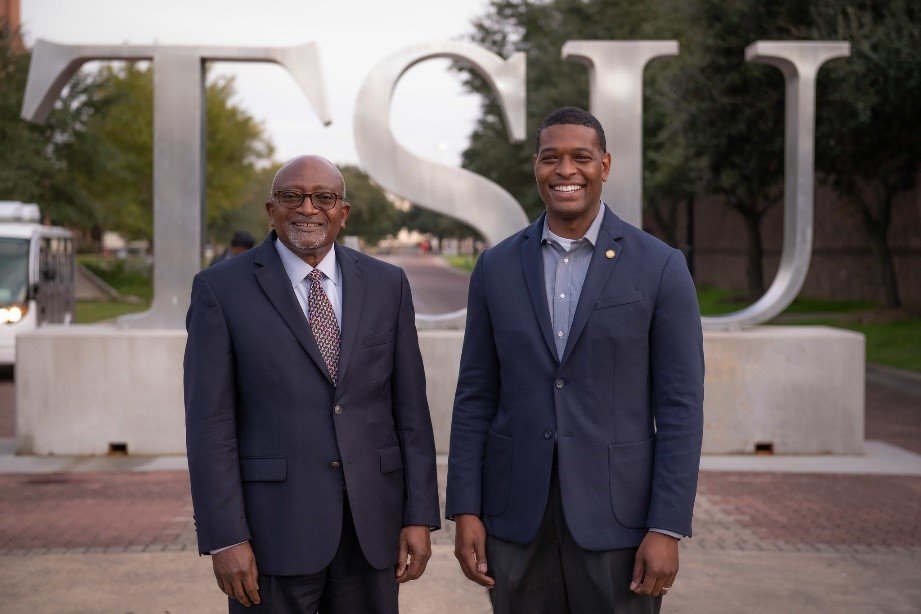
[0,238,29,304]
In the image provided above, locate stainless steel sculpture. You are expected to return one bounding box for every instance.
[701,41,850,330]
[20,37,849,331]
[21,40,330,329]
[354,42,528,328]
[562,41,679,228]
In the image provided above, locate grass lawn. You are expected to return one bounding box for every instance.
[443,254,477,273]
[841,320,921,372]
[697,286,874,316]
[75,300,151,324]
[78,255,153,301]
[75,255,153,323]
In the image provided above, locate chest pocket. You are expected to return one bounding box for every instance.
[363,330,395,383]
[363,330,395,347]
[595,289,643,310]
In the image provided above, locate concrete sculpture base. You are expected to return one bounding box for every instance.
[15,325,864,456]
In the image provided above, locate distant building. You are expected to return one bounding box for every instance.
[0,0,22,51]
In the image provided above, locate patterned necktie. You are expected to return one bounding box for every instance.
[306,268,340,384]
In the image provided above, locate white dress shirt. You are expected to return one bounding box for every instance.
[275,238,343,326]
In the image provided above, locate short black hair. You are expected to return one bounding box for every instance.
[535,107,606,154]
[230,230,256,249]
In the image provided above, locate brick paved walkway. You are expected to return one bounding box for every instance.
[0,471,194,554]
[1,469,920,556]
[0,369,918,557]
[692,473,921,553]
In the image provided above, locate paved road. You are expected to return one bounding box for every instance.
[379,255,470,314]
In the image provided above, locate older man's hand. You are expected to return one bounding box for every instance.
[396,525,432,583]
[212,541,260,607]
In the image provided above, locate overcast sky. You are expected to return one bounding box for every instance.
[20,0,492,168]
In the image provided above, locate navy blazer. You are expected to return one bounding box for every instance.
[446,207,704,550]
[184,232,440,575]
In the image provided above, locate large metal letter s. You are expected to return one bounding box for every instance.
[354,43,529,328]
[702,41,850,330]
[22,41,330,329]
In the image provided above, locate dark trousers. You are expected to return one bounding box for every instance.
[230,498,398,614]
[486,460,661,614]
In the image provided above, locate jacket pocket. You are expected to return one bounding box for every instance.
[482,429,513,517]
[239,457,287,482]
[595,289,643,310]
[379,445,404,474]
[608,437,655,528]
[364,330,396,347]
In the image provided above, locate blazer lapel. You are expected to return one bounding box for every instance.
[560,206,626,365]
[520,213,559,364]
[253,232,334,384]
[334,243,364,387]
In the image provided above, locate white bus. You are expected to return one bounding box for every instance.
[0,202,75,364]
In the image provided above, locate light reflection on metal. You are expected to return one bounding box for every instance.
[354,43,528,328]
[702,41,850,330]
[21,40,330,329]
[562,41,679,228]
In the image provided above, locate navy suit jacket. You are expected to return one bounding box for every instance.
[184,232,440,575]
[446,207,704,550]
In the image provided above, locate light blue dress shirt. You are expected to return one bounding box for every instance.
[541,202,604,360]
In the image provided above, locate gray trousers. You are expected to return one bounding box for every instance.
[486,461,662,614]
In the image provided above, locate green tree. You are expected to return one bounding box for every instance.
[0,24,48,202]
[459,0,865,301]
[71,63,273,243]
[673,0,825,300]
[458,0,665,221]
[338,165,403,243]
[209,164,274,245]
[0,22,106,228]
[810,0,921,308]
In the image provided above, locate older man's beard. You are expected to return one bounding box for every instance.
[284,216,329,251]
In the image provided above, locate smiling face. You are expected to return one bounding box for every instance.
[534,123,611,227]
[265,156,350,266]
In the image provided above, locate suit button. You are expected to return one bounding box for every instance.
[555,379,565,389]
[334,405,343,415]
[543,429,553,439]
[330,461,341,469]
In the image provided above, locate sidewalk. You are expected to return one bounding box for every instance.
[0,369,919,612]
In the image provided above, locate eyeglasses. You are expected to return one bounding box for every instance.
[273,190,343,210]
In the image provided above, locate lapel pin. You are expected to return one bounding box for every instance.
[605,249,616,259]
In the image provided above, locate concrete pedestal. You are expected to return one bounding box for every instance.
[703,327,864,454]
[15,325,864,456]
[16,326,187,456]
[419,326,865,455]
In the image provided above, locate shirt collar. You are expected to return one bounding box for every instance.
[274,238,340,287]
[541,201,605,250]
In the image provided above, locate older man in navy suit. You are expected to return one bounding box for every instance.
[447,107,704,613]
[185,155,440,613]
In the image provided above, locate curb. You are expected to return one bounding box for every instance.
[867,363,921,399]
